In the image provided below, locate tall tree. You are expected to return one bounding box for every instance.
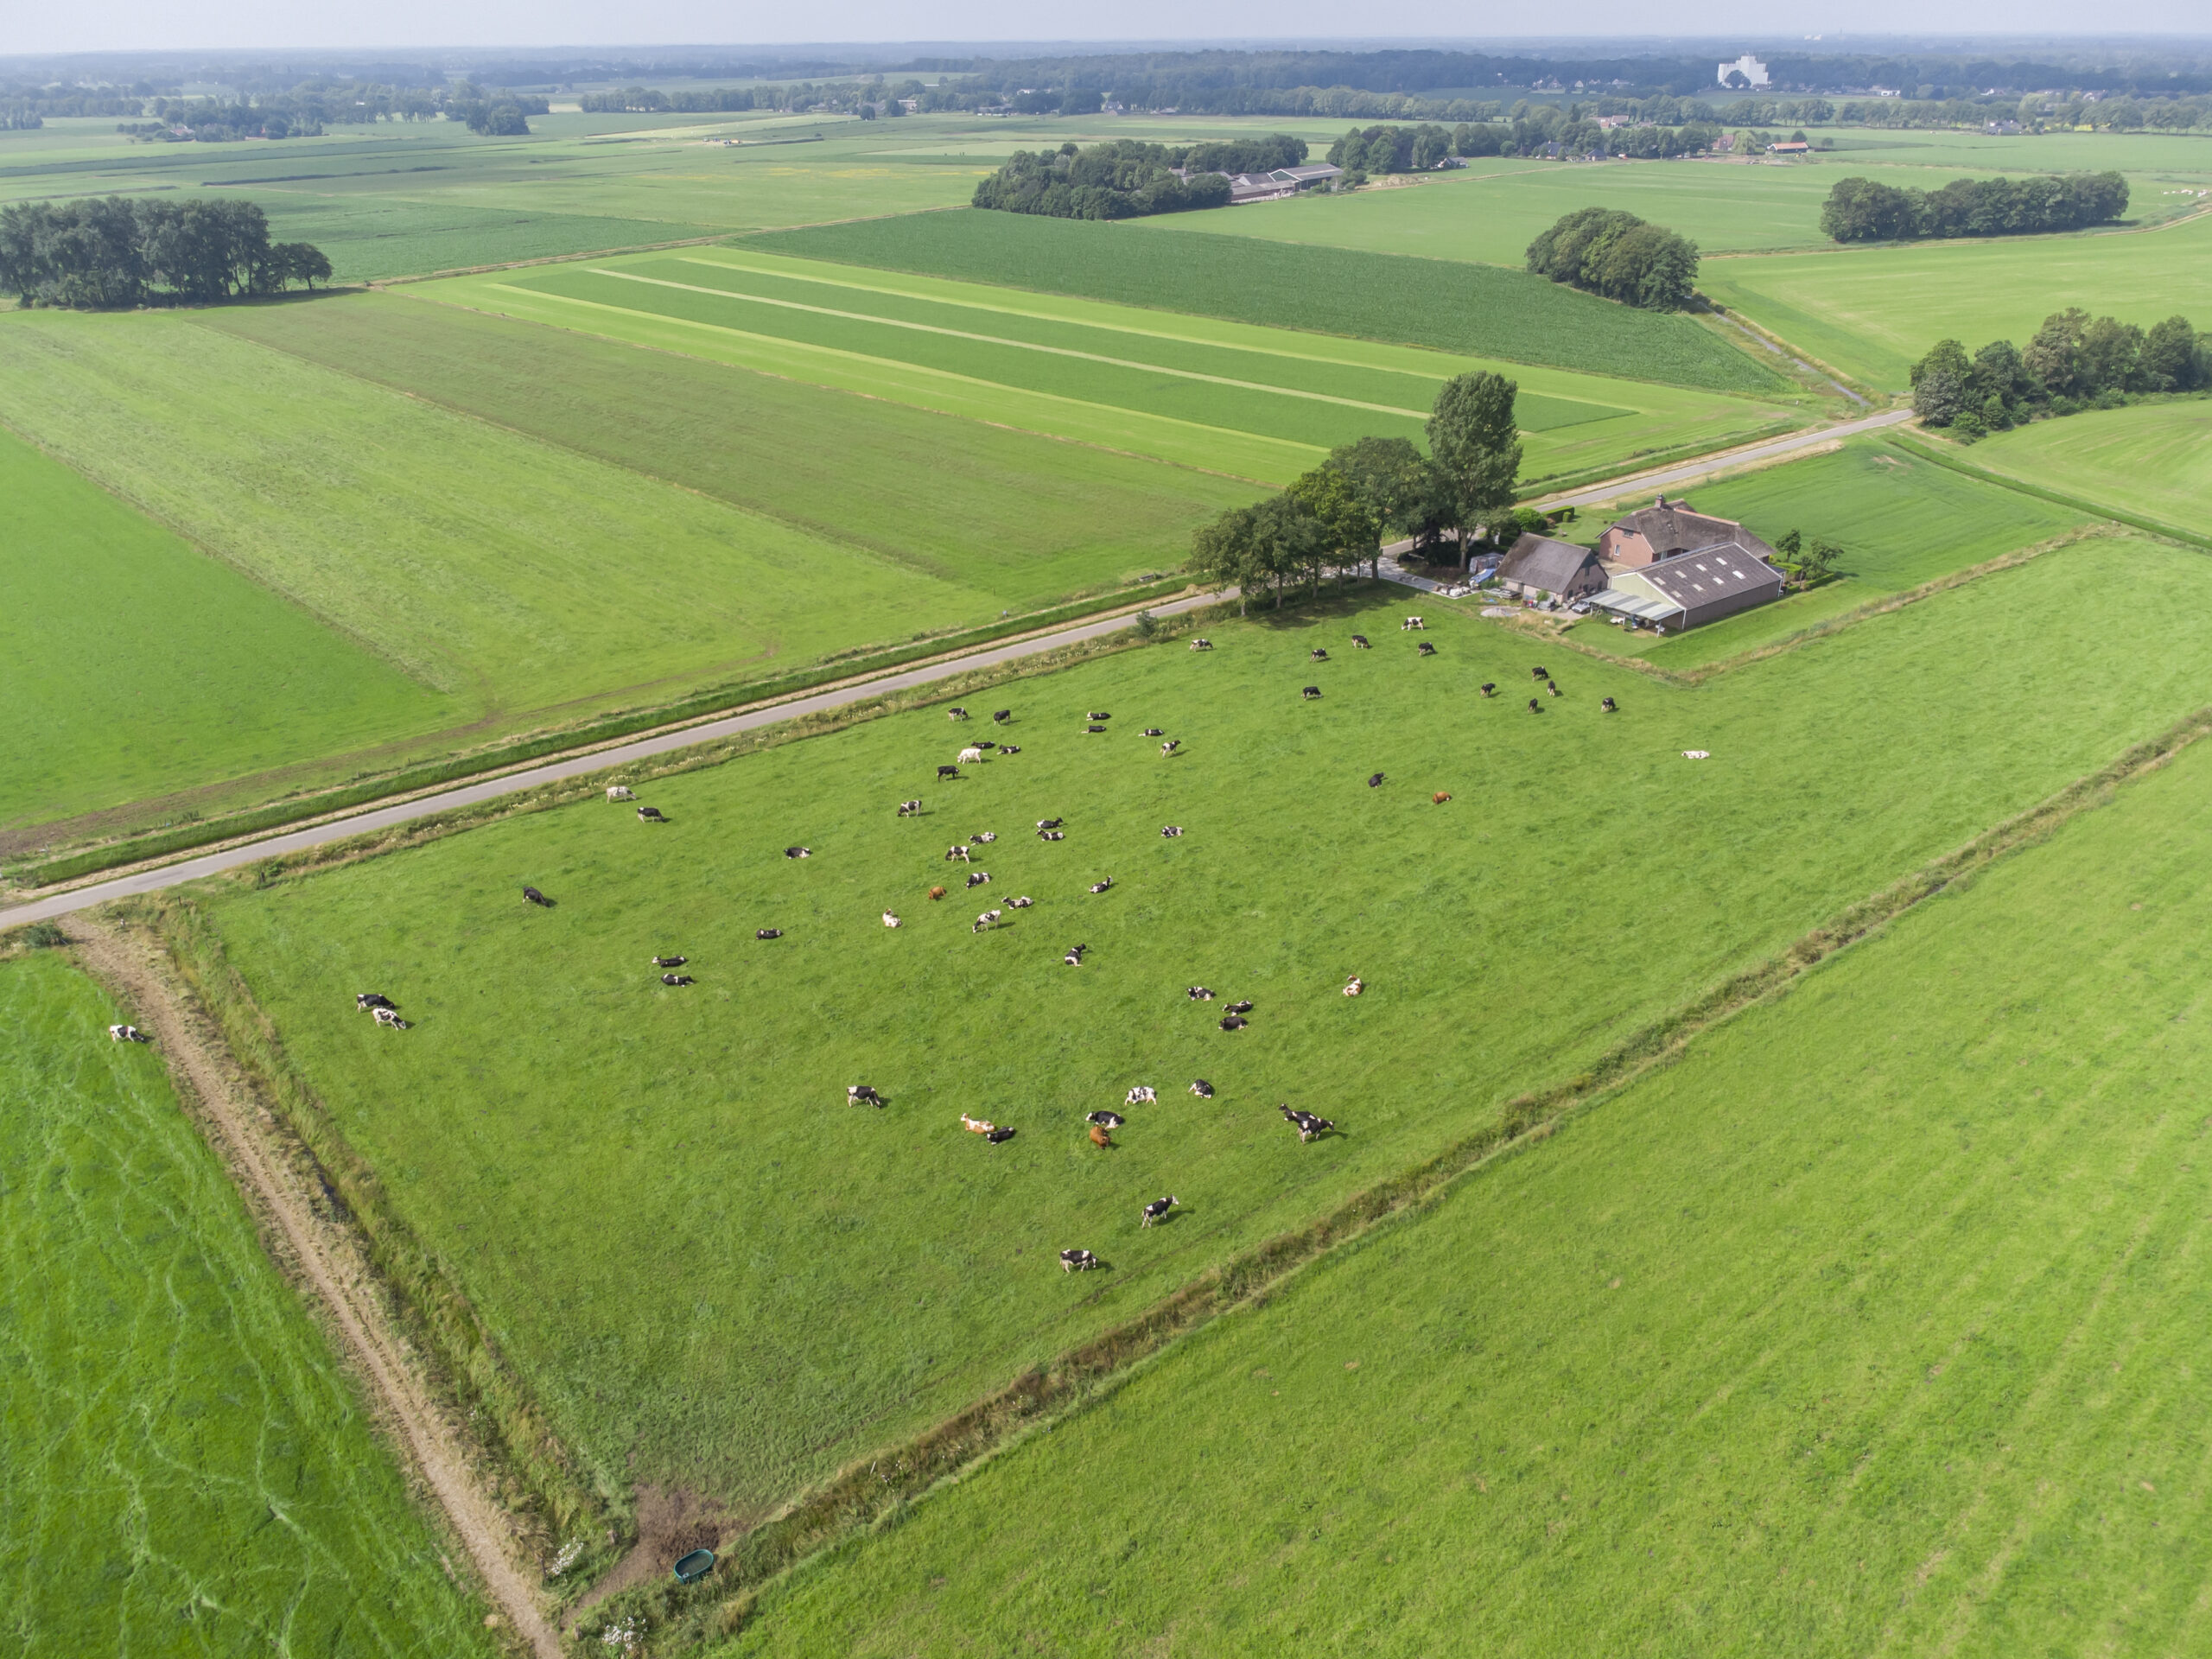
[1426,372,1522,565]
[1287,467,1382,587]
[1323,436,1444,577]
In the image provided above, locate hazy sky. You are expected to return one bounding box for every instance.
[12,3,2206,57]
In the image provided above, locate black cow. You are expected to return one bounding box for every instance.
[1141,1195,1179,1228]
[756,928,783,940]
[1417,641,1437,657]
[651,956,686,969]
[1064,944,1089,966]
[897,799,923,817]
[1601,696,1618,713]
[1546,680,1560,696]
[1531,664,1549,680]
[937,765,960,779]
[1219,1014,1248,1031]
[1351,634,1370,649]
[997,745,1021,756]
[662,972,695,985]
[638,805,666,823]
[1088,712,1111,721]
[1037,817,1065,830]
[1189,1079,1215,1098]
[1302,685,1322,700]
[1279,1103,1335,1142]
[523,886,553,907]
[993,709,1013,723]
[1529,698,1541,714]
[985,1126,1017,1144]
[1142,728,1164,737]
[1090,878,1114,893]
[1086,724,1108,734]
[1311,647,1329,661]
[1368,772,1385,788]
[785,846,811,859]
[1087,1110,1125,1128]
[848,1084,886,1107]
[355,992,396,1012]
[1227,1000,1253,1014]
[1060,1248,1101,1273]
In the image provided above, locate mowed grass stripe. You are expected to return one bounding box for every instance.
[589,267,1433,419]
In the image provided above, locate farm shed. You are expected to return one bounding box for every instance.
[1596,498,1758,568]
[1498,534,1607,602]
[1605,540,1785,630]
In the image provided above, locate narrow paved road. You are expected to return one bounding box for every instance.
[1535,408,1913,509]
[0,589,1230,930]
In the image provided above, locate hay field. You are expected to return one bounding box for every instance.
[724,701,2212,1659]
[422,245,1798,486]
[0,949,498,1656]
[196,541,2212,1519]
[1959,401,2212,536]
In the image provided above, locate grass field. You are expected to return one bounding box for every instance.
[1958,400,2212,537]
[1568,438,2094,667]
[748,209,1786,394]
[197,537,2212,1522]
[421,245,1799,486]
[0,428,450,834]
[1699,209,2212,390]
[721,710,2212,1659]
[0,948,499,1656]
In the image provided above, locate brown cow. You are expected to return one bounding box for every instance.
[1090,1123,1114,1149]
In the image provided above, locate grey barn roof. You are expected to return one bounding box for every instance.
[1499,533,1605,594]
[1630,540,1784,607]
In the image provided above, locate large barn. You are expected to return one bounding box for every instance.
[1596,541,1786,632]
[1497,533,1607,602]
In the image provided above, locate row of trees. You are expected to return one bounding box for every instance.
[1190,373,1522,610]
[1168,135,1308,174]
[1525,208,1699,310]
[1821,172,2129,242]
[971,141,1230,219]
[1325,111,1728,175]
[0,199,331,308]
[1911,310,2209,438]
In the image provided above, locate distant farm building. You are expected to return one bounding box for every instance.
[1210,162,1344,202]
[1769,140,1812,154]
[1497,534,1607,602]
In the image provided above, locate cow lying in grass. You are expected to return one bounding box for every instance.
[1189,639,1212,651]
[966,871,991,889]
[1090,878,1113,893]
[755,929,782,941]
[1160,825,1184,838]
[1187,986,1215,1001]
[1037,817,1064,831]
[1227,1000,1253,1014]
[662,972,695,985]
[1064,944,1088,966]
[109,1024,150,1043]
[882,912,901,928]
[971,830,996,844]
[1008,895,1033,909]
[1142,727,1163,737]
[651,956,685,969]
[1090,1123,1114,1148]
[1189,1079,1215,1098]
[1344,975,1364,996]
[1126,1086,1157,1105]
[1087,1110,1125,1128]
[357,992,396,1012]
[785,846,811,859]
[1219,1014,1248,1031]
[1601,696,1618,713]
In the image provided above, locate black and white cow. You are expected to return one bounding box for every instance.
[1160,825,1184,838]
[1039,830,1065,842]
[1546,680,1560,696]
[992,709,1013,724]
[1126,1086,1157,1106]
[966,871,992,889]
[1089,878,1114,893]
[756,928,783,940]
[1218,1014,1248,1031]
[372,1006,410,1028]
[785,846,811,859]
[606,785,636,802]
[523,886,554,907]
[1186,986,1215,1001]
[848,1084,886,1107]
[1351,634,1370,649]
[1227,1000,1253,1015]
[108,1023,151,1042]
[1528,698,1542,714]
[1530,664,1549,680]
[1601,696,1618,713]
[970,831,997,844]
[1189,1078,1215,1098]
[985,1126,1017,1144]
[947,707,970,721]
[1368,772,1385,788]
[356,992,396,1012]
[1302,685,1322,700]
[1064,944,1089,966]
[1417,641,1436,657]
[1311,647,1329,662]
[937,765,961,780]
[1037,817,1065,830]
[1085,724,1108,734]
[1060,1248,1101,1272]
[638,805,667,823]
[1008,895,1034,908]
[1189,639,1213,651]
[662,972,696,985]
[1279,1103,1335,1142]
[1160,739,1180,757]
[1142,728,1164,737]
[997,745,1021,756]
[898,799,924,817]
[973,909,1002,932]
[1140,1195,1179,1228]
[1479,683,1497,698]
[1088,712,1112,721]
[1087,1110,1125,1128]
[651,956,686,969]
[945,845,971,862]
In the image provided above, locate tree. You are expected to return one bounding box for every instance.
[2076,315,2145,396]
[1249,492,1329,603]
[1190,504,1262,614]
[1287,466,1382,585]
[2141,315,2208,392]
[1322,436,1443,576]
[2024,308,2090,398]
[1426,372,1522,565]
[1526,207,1696,309]
[1967,338,2035,411]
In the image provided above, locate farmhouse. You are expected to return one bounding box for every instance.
[1594,542,1786,632]
[1597,498,1755,568]
[1497,533,1607,602]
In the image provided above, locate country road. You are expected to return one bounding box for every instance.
[1535,408,1914,509]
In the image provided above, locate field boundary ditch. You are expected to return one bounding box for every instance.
[552,697,2212,1651]
[1886,431,2212,553]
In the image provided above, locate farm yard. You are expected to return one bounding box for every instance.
[0,947,499,1655]
[7,43,2212,1657]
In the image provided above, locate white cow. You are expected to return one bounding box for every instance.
[882,912,901,928]
[1125,1086,1157,1106]
[1344,976,1365,998]
[606,785,637,802]
[957,747,985,765]
[1402,615,1426,630]
[108,1024,149,1043]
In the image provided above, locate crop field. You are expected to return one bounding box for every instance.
[1958,401,2212,537]
[1699,209,2212,390]
[748,209,1788,394]
[723,711,2212,1659]
[0,305,1248,837]
[1573,438,2093,666]
[0,429,450,834]
[0,948,498,1656]
[422,245,1798,486]
[195,538,2212,1523]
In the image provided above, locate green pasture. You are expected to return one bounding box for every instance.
[0,428,448,835]
[726,705,2212,1659]
[749,209,1786,394]
[0,308,1245,834]
[1960,400,2212,537]
[202,538,2212,1520]
[1700,209,2212,390]
[1571,437,2093,666]
[423,245,1798,486]
[0,949,498,1656]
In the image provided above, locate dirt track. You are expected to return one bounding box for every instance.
[69,919,563,1659]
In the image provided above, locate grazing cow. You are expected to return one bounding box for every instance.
[1368,772,1385,788]
[1009,895,1033,908]
[1160,740,1180,757]
[1160,825,1184,839]
[946,845,971,862]
[1547,680,1560,696]
[606,785,636,802]
[1088,712,1111,721]
[1529,698,1542,714]
[356,992,396,1012]
[929,886,948,900]
[992,709,1013,724]
[1060,1248,1101,1272]
[756,928,782,941]
[109,1024,150,1043]
[958,747,985,766]
[937,765,961,780]
[882,912,901,928]
[1089,878,1114,894]
[372,1006,410,1028]
[638,805,666,823]
[972,830,997,844]
[1189,639,1213,651]
[1433,791,1452,804]
[1039,830,1065,842]
[1530,664,1549,680]
[948,707,969,721]
[523,886,553,907]
[1126,1086,1157,1106]
[1480,683,1497,698]
[1311,647,1329,662]
[1279,1103,1335,1142]
[849,1084,885,1108]
[997,745,1021,755]
[1037,817,1065,830]
[1219,1014,1248,1031]
[1227,1000,1253,1014]
[1189,1079,1214,1099]
[785,846,811,859]
[1302,685,1322,700]
[1142,728,1164,738]
[986,1125,1017,1143]
[1064,944,1088,966]
[1402,616,1426,631]
[1186,986,1215,1001]
[966,871,991,889]
[1087,1110,1125,1128]
[662,973,695,986]
[1141,1196,1179,1229]
[898,799,923,817]
[1090,1123,1114,1148]
[1417,641,1437,657]
[1601,696,1618,713]
[960,1114,995,1135]
[973,909,1002,932]
[1085,724,1107,734]
[1351,634,1370,649]
[651,956,686,969]
[1344,976,1364,997]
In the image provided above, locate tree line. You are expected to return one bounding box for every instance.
[0,199,331,308]
[1910,310,2209,439]
[1821,172,2129,242]
[971,142,1231,219]
[1169,135,1309,175]
[1189,373,1523,610]
[1526,208,1699,310]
